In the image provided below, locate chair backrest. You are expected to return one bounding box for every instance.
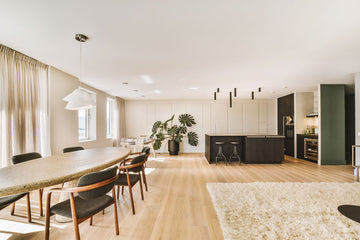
[63,146,84,153]
[77,166,118,200]
[12,152,42,165]
[141,146,151,155]
[129,153,146,172]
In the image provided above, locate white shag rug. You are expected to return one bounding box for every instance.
[207,182,360,240]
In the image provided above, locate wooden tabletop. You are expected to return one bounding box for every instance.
[0,147,130,197]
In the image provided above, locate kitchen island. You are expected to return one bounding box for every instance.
[205,134,285,164]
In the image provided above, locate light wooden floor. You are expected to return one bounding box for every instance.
[0,154,356,240]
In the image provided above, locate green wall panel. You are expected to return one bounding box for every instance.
[320,84,346,165]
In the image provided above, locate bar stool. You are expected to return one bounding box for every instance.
[215,142,227,165]
[229,142,241,165]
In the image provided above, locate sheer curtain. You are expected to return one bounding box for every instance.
[113,97,126,146]
[0,45,51,167]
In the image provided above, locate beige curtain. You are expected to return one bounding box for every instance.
[113,96,126,146]
[0,45,51,167]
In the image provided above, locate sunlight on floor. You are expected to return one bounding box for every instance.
[0,233,12,240]
[0,219,44,234]
[149,157,165,162]
[145,168,155,174]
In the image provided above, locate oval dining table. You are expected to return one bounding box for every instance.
[0,147,130,222]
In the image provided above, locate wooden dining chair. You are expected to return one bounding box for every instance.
[45,166,119,240]
[122,147,150,191]
[11,152,44,219]
[0,192,31,222]
[115,153,146,215]
[63,146,85,153]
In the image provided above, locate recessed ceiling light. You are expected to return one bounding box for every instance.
[141,95,145,97]
[133,90,138,92]
[189,87,200,90]
[122,82,128,85]
[282,86,288,89]
[154,90,161,94]
[141,75,153,84]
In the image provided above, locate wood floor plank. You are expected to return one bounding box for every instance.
[0,153,356,240]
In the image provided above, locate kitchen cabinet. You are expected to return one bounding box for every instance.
[277,94,294,156]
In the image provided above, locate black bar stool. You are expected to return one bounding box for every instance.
[215,142,227,165]
[229,142,241,165]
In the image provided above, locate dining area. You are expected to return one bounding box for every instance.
[0,145,152,240]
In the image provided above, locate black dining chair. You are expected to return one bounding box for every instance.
[0,192,31,222]
[45,166,119,240]
[63,146,85,153]
[11,152,44,219]
[123,146,151,191]
[115,153,146,215]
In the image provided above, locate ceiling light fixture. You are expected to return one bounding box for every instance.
[251,91,254,100]
[217,88,220,93]
[214,92,217,100]
[141,75,153,84]
[63,34,95,110]
[229,92,232,108]
[234,88,237,97]
[258,87,261,92]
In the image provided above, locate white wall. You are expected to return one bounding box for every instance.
[125,99,277,153]
[50,67,115,154]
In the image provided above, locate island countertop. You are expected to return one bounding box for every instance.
[205,133,285,138]
[205,134,285,164]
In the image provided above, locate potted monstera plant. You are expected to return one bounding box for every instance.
[150,114,199,155]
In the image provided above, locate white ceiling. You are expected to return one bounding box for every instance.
[0,0,359,100]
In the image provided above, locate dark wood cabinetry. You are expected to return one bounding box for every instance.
[277,94,294,156]
[205,134,285,164]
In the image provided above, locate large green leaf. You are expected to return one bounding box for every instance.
[152,121,162,132]
[153,139,162,150]
[178,125,187,134]
[167,125,178,137]
[175,134,183,143]
[187,131,199,146]
[178,114,196,127]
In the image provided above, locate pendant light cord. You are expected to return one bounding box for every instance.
[79,41,82,87]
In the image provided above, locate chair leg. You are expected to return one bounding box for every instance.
[112,188,119,235]
[117,186,120,199]
[90,216,93,225]
[142,169,148,191]
[69,193,80,240]
[11,202,15,215]
[121,186,124,195]
[139,173,144,201]
[39,189,43,216]
[102,209,105,215]
[45,193,52,240]
[26,193,31,222]
[128,185,135,215]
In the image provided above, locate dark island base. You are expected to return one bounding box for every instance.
[205,134,285,164]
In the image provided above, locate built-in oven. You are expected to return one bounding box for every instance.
[304,138,318,161]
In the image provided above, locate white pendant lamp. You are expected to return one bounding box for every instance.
[63,34,95,110]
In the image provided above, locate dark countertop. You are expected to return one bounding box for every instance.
[297,134,318,137]
[205,134,285,138]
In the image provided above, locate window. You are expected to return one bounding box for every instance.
[78,109,89,140]
[106,98,115,138]
[78,88,96,141]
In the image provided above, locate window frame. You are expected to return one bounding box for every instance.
[106,98,115,139]
[78,108,90,141]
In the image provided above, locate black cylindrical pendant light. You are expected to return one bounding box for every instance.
[251,91,254,100]
[229,92,232,108]
[234,88,237,97]
[258,87,261,92]
[217,88,220,93]
[214,92,217,100]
